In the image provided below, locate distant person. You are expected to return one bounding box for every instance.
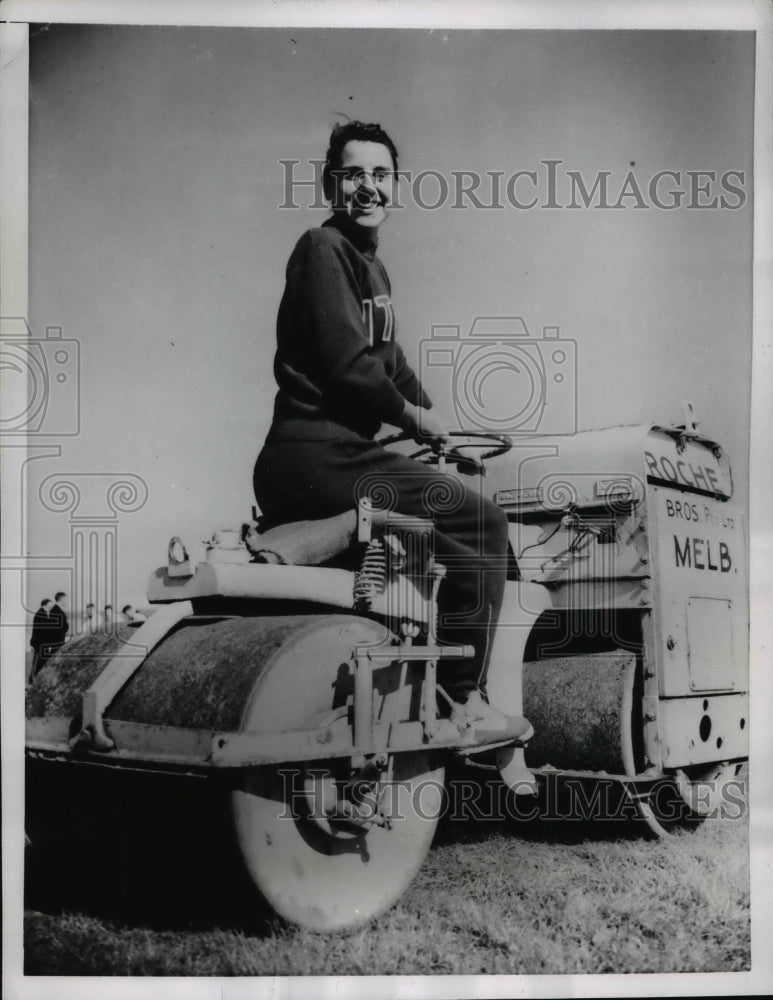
[122,604,147,625]
[103,604,114,628]
[45,591,69,663]
[83,602,97,633]
[29,598,52,681]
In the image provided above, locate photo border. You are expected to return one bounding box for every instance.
[2,2,771,999]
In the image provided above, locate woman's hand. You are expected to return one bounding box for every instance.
[397,401,453,446]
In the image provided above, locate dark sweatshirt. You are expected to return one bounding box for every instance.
[266,215,431,443]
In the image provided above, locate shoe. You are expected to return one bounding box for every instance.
[454,690,534,745]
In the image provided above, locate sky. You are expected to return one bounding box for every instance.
[18,24,754,612]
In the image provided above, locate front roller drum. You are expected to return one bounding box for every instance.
[522,651,739,835]
[523,651,638,774]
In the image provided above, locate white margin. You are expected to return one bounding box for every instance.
[1,2,771,1000]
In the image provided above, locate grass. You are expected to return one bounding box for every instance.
[23,764,750,977]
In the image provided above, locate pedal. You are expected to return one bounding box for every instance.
[456,715,534,748]
[455,719,533,754]
[455,737,525,757]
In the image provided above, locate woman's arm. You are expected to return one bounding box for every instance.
[296,234,409,426]
[392,341,433,409]
[395,399,452,445]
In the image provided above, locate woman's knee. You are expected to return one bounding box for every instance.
[475,497,509,557]
[483,497,508,537]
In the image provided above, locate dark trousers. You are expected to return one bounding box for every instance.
[30,644,56,680]
[254,437,509,700]
[29,647,41,683]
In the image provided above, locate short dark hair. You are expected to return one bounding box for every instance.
[41,598,51,607]
[104,604,113,611]
[322,121,398,201]
[86,603,94,609]
[122,604,132,614]
[55,591,66,601]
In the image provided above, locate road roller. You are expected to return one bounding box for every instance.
[25,411,749,928]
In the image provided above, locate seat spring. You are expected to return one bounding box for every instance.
[354,539,387,610]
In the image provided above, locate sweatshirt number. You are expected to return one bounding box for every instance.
[362,295,394,346]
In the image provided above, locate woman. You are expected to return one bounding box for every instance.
[254,121,525,736]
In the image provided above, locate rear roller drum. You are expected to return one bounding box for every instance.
[26,613,443,928]
[233,751,443,931]
[230,614,443,930]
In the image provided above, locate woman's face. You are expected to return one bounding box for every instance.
[331,139,396,232]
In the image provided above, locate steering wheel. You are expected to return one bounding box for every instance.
[377,430,512,475]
